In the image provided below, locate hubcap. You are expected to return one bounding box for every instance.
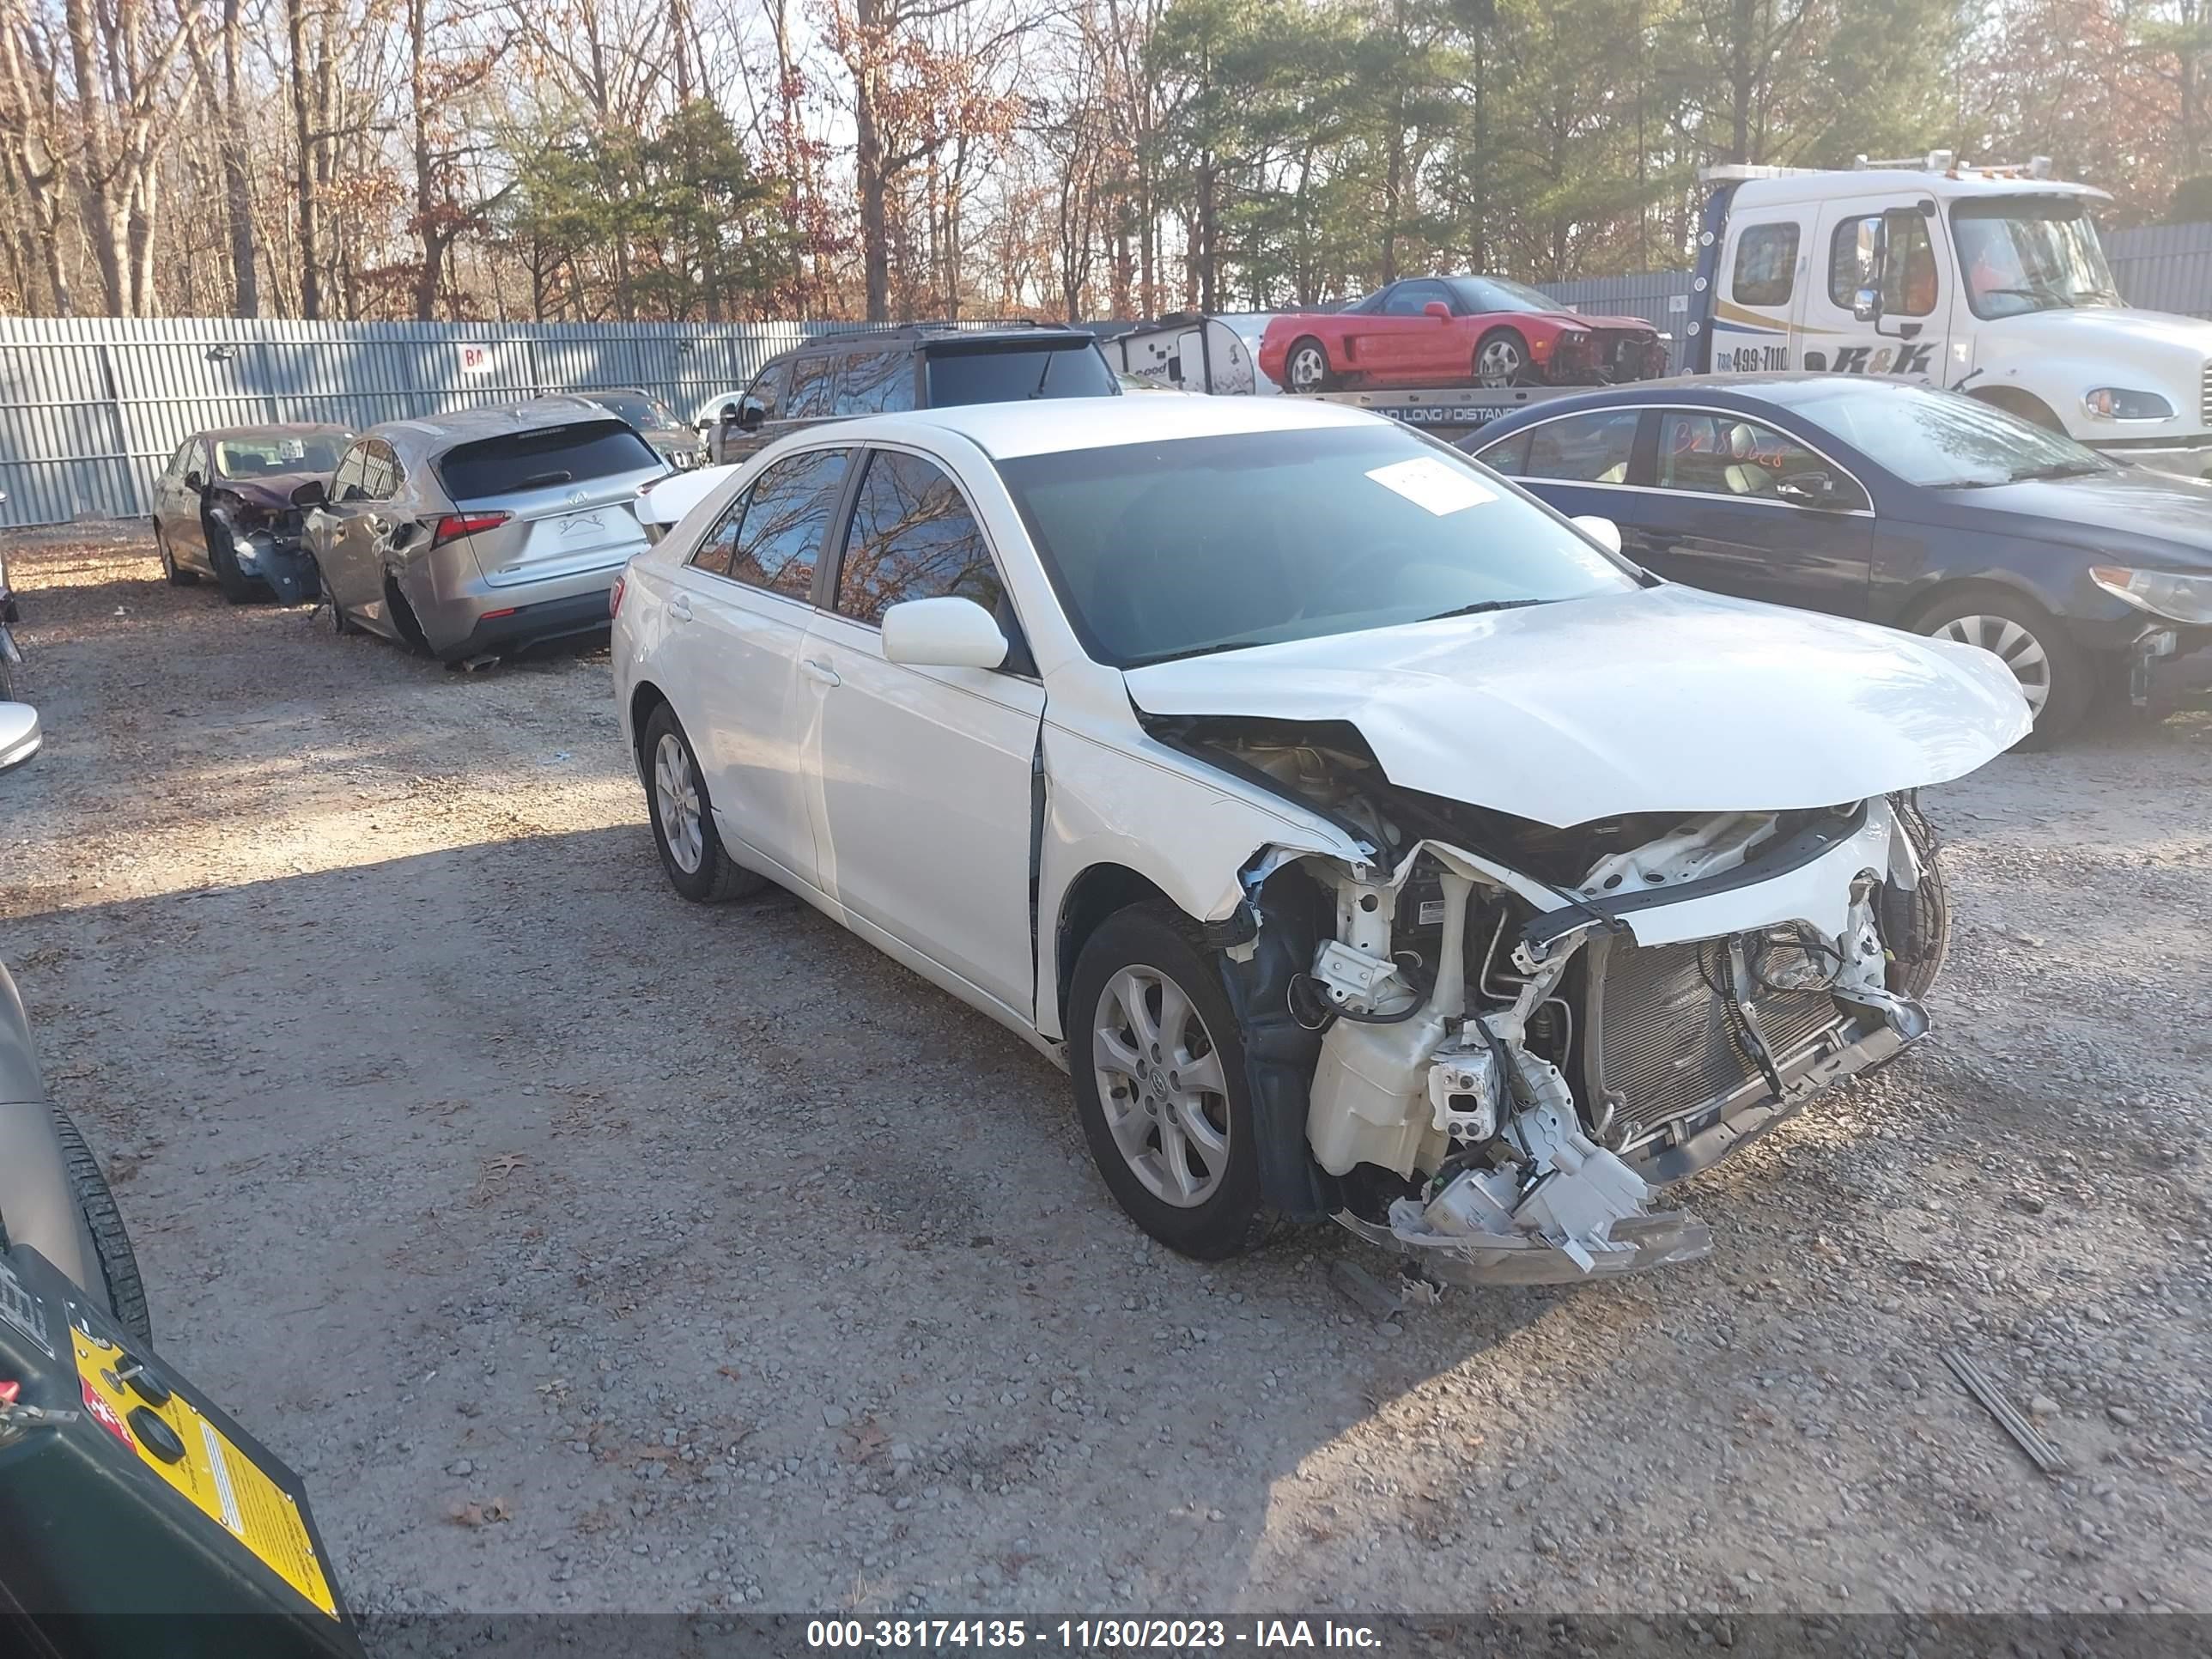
[1477,339,1522,386]
[1934,613,2052,717]
[653,732,706,874]
[1091,966,1231,1208]
[1287,345,1328,392]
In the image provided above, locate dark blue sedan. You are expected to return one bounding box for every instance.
[1461,374,2212,741]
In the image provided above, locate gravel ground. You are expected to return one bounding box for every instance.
[3,524,2209,1620]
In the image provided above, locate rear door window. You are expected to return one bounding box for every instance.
[834,349,916,416]
[439,420,660,501]
[923,343,1117,404]
[726,447,851,601]
[786,355,837,419]
[834,450,1005,627]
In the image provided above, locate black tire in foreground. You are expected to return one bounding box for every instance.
[641,702,765,903]
[206,522,256,604]
[1911,586,2091,747]
[51,1106,153,1344]
[1068,902,1277,1260]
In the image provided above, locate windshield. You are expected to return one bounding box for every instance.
[1952,198,2123,319]
[586,390,681,429]
[1448,276,1562,315]
[994,424,1638,668]
[1784,380,2114,488]
[924,341,1120,404]
[214,434,345,477]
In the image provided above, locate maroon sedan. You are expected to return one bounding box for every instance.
[150,423,350,604]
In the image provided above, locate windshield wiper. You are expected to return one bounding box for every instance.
[2008,461,2105,482]
[1417,597,1551,623]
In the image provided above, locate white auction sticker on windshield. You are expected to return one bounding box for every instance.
[1365,457,1497,516]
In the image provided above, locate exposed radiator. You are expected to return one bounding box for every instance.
[1592,937,1848,1137]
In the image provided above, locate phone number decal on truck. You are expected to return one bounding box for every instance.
[1714,344,1791,372]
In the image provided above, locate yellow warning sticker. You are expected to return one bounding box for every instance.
[72,1326,339,1620]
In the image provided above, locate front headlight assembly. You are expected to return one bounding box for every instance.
[2081,387,2175,422]
[2090,564,2212,624]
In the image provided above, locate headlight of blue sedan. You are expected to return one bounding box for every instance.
[2090,565,2212,624]
[2081,387,2175,421]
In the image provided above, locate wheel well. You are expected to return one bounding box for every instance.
[629,681,671,771]
[1967,385,2063,431]
[1899,575,2055,632]
[1055,863,1174,1031]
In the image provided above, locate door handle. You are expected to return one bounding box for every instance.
[800,658,841,687]
[667,592,693,622]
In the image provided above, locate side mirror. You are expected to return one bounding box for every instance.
[1423,301,1452,322]
[1850,286,1881,324]
[183,471,205,491]
[289,479,326,508]
[881,596,1007,671]
[738,398,767,432]
[1570,514,1623,556]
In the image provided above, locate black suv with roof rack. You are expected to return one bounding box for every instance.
[707,324,1120,463]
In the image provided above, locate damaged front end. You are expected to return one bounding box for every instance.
[1169,720,1947,1287]
[209,494,322,603]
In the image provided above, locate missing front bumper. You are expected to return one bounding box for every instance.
[1333,1206,1714,1286]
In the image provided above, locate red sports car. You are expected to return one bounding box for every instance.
[1257,275,1668,392]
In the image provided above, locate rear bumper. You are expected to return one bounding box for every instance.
[434,588,612,663]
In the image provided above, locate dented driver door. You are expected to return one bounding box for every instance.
[797,448,1044,1019]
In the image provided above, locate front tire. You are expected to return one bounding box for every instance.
[207,522,254,603]
[1069,904,1272,1260]
[641,703,764,902]
[52,1107,152,1344]
[1282,337,1337,394]
[1474,327,1529,388]
[1912,588,2089,745]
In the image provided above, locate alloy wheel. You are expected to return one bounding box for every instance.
[1934,612,2052,718]
[1285,344,1329,393]
[1090,965,1232,1208]
[1476,337,1523,386]
[653,732,705,874]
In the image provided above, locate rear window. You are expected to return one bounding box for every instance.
[439,420,661,501]
[924,342,1119,405]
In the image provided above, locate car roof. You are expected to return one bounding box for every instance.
[202,422,350,442]
[823,392,1384,460]
[372,398,630,444]
[1468,373,1930,432]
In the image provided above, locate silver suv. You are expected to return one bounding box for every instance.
[295,400,667,664]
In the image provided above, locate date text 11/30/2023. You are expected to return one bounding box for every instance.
[805,1620,1382,1650]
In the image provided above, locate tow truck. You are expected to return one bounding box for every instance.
[1106,154,2212,475]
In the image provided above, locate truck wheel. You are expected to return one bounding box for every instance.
[1283,337,1337,393]
[1068,903,1276,1261]
[52,1107,153,1344]
[157,528,200,586]
[1912,587,2089,746]
[1474,328,1528,388]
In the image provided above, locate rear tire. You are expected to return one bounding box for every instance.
[157,528,199,586]
[641,703,764,903]
[1474,327,1529,389]
[52,1107,152,1344]
[1911,587,2089,746]
[1282,337,1337,394]
[1068,903,1274,1260]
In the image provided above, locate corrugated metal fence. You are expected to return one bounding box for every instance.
[1543,222,2212,371]
[8,220,2212,526]
[0,317,949,528]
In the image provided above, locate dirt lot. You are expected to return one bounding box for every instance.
[2,525,2209,1620]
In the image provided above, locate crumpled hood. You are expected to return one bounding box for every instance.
[1557,312,1654,334]
[1123,585,2030,827]
[220,471,323,512]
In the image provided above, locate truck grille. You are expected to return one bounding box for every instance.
[1593,938,1848,1135]
[2201,358,2211,425]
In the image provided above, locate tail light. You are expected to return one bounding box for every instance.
[609,574,626,618]
[429,510,511,550]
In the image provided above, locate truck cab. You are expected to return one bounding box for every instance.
[1690,155,2212,478]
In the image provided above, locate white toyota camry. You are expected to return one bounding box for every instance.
[611,395,2028,1284]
